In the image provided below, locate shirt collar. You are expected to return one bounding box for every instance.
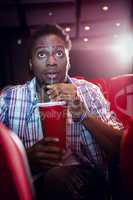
[27,77,38,104]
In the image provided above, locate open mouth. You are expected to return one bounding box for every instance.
[47,73,57,79]
[45,72,59,82]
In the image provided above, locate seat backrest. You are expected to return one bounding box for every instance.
[0,123,35,200]
[109,74,133,129]
[120,120,133,199]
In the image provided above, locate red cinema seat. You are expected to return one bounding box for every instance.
[0,123,36,200]
[108,74,133,199]
[120,120,133,199]
[109,74,133,129]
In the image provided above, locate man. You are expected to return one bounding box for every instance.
[0,24,123,200]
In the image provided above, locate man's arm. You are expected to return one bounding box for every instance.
[46,81,124,160]
[81,114,123,159]
[74,82,124,159]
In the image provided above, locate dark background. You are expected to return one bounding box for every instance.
[0,0,133,89]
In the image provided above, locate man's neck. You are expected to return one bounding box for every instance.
[36,81,50,102]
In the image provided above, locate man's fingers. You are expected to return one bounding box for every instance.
[47,83,77,97]
[39,159,61,168]
[36,151,62,160]
[36,139,63,154]
[47,88,60,99]
[42,145,62,154]
[39,137,59,145]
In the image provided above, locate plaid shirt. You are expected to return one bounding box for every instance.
[0,77,123,172]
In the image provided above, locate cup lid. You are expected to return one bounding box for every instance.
[36,101,66,107]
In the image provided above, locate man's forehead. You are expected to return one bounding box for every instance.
[34,34,65,46]
[34,45,65,51]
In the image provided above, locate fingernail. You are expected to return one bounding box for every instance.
[47,85,52,88]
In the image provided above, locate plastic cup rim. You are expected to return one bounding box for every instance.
[36,101,66,107]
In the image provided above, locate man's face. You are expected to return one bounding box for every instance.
[31,34,70,85]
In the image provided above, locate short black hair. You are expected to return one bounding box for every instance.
[31,24,72,51]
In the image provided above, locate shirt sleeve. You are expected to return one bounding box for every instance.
[79,81,124,130]
[0,92,8,124]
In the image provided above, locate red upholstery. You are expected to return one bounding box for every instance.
[0,123,35,200]
[87,74,133,199]
[109,74,133,129]
[120,120,133,198]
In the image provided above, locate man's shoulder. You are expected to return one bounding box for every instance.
[0,78,36,106]
[1,78,35,95]
[1,83,26,95]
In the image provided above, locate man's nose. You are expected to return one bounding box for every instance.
[47,55,57,66]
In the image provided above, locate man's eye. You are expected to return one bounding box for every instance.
[37,52,47,58]
[56,50,64,57]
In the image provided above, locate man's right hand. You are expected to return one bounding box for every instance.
[26,137,64,172]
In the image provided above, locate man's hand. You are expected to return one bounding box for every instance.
[47,83,87,122]
[27,137,64,171]
[47,83,77,103]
